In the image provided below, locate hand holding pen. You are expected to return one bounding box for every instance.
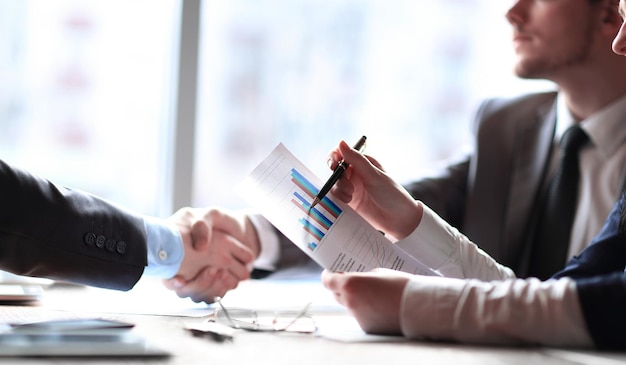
[314,137,423,240]
[310,136,367,209]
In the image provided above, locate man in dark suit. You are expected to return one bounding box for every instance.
[165,0,626,301]
[0,158,254,297]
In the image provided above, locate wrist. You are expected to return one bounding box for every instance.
[393,200,424,240]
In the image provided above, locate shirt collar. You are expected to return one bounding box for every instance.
[556,93,626,158]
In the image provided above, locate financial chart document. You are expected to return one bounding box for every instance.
[236,143,438,276]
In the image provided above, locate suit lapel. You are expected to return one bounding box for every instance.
[503,98,556,274]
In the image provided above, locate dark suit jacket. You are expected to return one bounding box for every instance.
[553,198,626,350]
[405,91,562,276]
[0,159,147,290]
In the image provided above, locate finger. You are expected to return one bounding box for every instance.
[174,267,220,300]
[163,275,186,290]
[326,148,343,170]
[321,271,350,307]
[205,209,244,238]
[330,187,354,204]
[340,149,386,187]
[364,154,384,170]
[227,263,251,282]
[211,230,255,274]
[224,258,251,282]
[217,270,240,293]
[225,233,256,265]
[321,270,342,290]
[191,270,239,303]
[333,175,354,196]
[338,141,373,170]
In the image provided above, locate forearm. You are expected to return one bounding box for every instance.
[0,159,147,290]
[396,205,515,280]
[400,276,592,347]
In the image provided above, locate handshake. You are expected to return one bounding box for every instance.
[161,207,261,303]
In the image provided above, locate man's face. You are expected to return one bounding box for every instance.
[506,0,599,80]
[613,0,626,55]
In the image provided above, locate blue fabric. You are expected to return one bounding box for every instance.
[553,197,626,349]
[143,217,183,278]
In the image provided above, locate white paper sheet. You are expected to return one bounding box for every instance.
[235,143,438,276]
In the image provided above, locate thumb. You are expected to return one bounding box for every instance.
[206,209,246,241]
[162,275,186,290]
[190,218,210,250]
[338,140,380,180]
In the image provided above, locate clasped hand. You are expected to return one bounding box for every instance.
[164,207,259,303]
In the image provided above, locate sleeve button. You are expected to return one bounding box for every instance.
[116,241,127,254]
[105,239,116,252]
[84,233,96,246]
[96,235,106,248]
[158,250,168,261]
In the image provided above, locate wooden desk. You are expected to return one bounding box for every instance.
[0,279,624,365]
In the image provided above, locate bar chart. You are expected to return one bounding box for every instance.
[290,168,342,251]
[236,143,438,276]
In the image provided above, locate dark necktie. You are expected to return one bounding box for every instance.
[528,125,589,279]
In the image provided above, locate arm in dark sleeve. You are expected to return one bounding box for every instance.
[553,198,626,280]
[552,198,626,349]
[574,273,626,350]
[403,159,470,228]
[0,159,147,291]
[402,98,491,228]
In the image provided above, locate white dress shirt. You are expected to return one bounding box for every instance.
[395,205,593,347]
[555,94,626,260]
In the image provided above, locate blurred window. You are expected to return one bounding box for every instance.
[193,0,554,208]
[0,0,555,214]
[0,0,179,215]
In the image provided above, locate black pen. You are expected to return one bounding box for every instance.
[310,136,367,209]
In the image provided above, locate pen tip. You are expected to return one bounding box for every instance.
[310,197,320,209]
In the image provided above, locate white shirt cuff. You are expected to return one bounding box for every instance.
[142,216,184,279]
[246,211,279,271]
[395,205,458,270]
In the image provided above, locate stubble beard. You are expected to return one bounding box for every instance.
[512,24,594,81]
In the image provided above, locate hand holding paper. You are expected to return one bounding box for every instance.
[235,143,438,276]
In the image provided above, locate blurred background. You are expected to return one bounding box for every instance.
[0,0,554,217]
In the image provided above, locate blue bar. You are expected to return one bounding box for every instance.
[299,218,325,240]
[291,168,318,196]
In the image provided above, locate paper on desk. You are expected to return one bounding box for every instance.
[235,143,437,276]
